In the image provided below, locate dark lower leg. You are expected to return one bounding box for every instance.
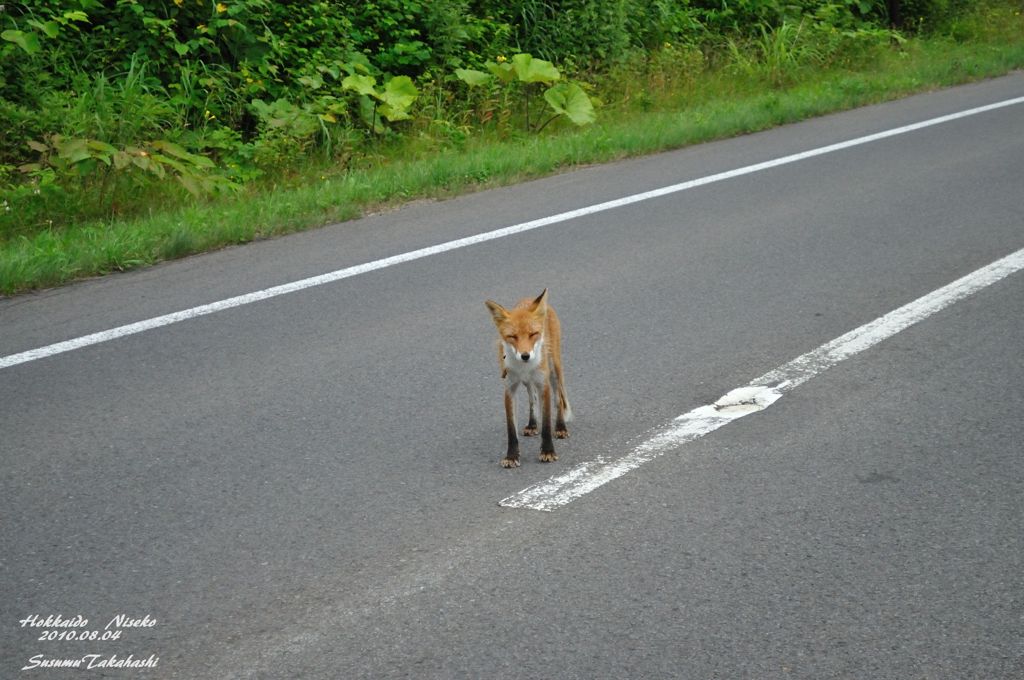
[501,389,520,468]
[539,382,557,462]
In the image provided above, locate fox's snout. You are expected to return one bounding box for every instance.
[510,338,541,363]
[505,343,535,362]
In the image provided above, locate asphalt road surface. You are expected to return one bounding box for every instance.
[2,74,1023,679]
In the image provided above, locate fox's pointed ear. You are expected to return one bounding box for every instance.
[530,288,549,314]
[485,300,509,326]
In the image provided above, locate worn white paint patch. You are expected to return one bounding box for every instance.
[499,246,1024,511]
[3,96,1024,371]
[712,384,786,414]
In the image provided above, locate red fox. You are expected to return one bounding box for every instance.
[485,289,572,468]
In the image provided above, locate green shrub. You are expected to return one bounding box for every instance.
[456,53,596,131]
[0,0,1004,242]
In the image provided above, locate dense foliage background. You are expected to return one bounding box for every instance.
[0,0,988,235]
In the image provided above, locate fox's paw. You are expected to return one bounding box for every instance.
[538,451,558,463]
[555,427,569,439]
[500,456,521,468]
[522,424,539,437]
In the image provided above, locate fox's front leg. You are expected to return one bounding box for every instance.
[501,384,520,468]
[522,384,539,436]
[538,381,557,463]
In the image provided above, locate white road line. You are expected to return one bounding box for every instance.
[500,246,1024,511]
[3,95,1024,371]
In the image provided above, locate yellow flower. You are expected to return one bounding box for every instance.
[496,55,507,63]
[173,0,184,6]
[216,2,227,12]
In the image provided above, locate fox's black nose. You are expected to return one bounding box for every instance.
[520,353,531,361]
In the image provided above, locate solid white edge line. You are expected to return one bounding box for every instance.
[3,95,1024,371]
[499,246,1024,511]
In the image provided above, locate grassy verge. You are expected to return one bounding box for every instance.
[2,17,1024,296]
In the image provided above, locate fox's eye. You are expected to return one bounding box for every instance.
[505,335,516,343]
[529,333,540,340]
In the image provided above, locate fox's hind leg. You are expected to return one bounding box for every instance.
[538,381,557,462]
[552,365,571,439]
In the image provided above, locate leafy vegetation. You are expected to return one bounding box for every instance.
[1,0,1022,294]
[456,53,596,130]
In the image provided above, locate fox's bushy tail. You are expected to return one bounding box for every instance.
[556,373,572,422]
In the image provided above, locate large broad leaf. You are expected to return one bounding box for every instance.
[54,138,92,164]
[85,139,117,165]
[149,140,192,160]
[377,76,418,121]
[150,140,215,169]
[86,139,117,152]
[454,68,491,87]
[342,74,377,97]
[27,20,61,39]
[1,29,41,55]
[178,173,203,198]
[250,99,290,128]
[128,150,161,177]
[485,60,516,83]
[150,153,188,176]
[112,150,132,170]
[543,83,596,126]
[512,53,560,84]
[298,74,324,90]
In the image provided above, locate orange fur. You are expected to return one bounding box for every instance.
[485,289,571,467]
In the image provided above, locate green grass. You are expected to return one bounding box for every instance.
[3,12,1024,296]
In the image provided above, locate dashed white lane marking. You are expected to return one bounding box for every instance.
[500,246,1024,511]
[2,95,1024,371]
